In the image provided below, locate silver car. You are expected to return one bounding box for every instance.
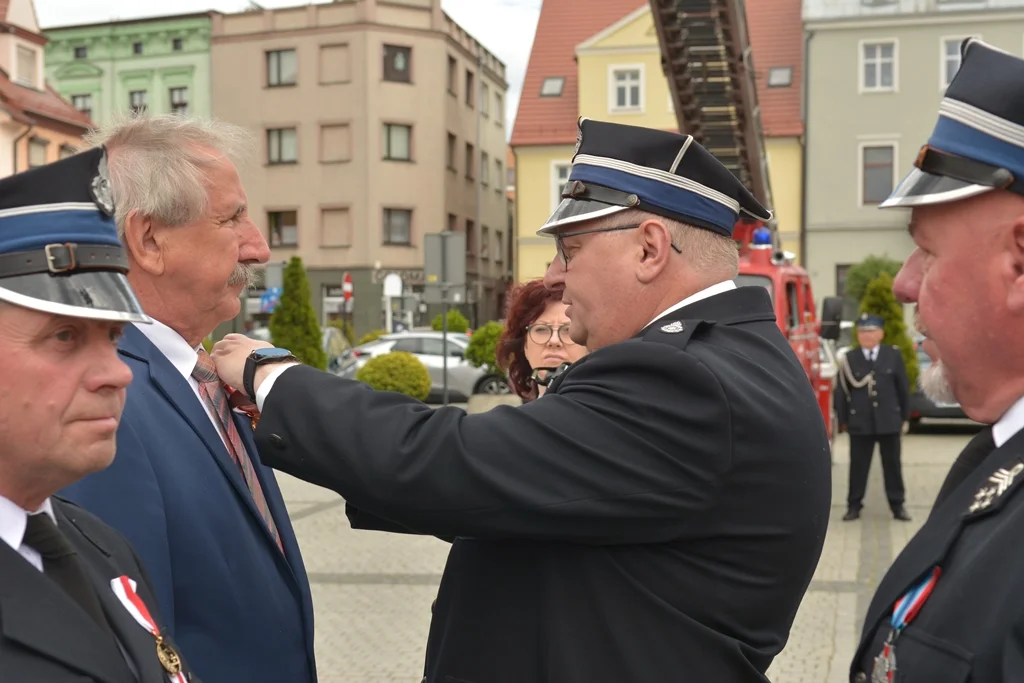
[339,331,509,401]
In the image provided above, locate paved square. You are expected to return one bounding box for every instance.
[278,421,978,683]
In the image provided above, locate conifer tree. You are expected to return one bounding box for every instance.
[269,256,327,370]
[858,272,918,389]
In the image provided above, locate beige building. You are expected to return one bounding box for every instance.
[803,0,1024,316]
[210,0,511,334]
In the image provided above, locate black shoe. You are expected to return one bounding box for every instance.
[843,508,861,521]
[892,506,912,521]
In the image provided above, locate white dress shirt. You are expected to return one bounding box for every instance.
[0,494,56,571]
[994,395,1024,448]
[133,319,230,450]
[862,346,879,362]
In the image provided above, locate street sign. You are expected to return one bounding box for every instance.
[259,287,282,313]
[383,273,403,297]
[342,272,353,302]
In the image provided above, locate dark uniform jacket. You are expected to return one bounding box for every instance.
[852,426,1024,682]
[0,497,199,683]
[836,344,910,435]
[254,286,832,683]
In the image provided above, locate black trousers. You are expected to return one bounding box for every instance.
[847,433,905,510]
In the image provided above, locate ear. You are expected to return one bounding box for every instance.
[122,209,165,276]
[1007,217,1024,314]
[634,219,674,284]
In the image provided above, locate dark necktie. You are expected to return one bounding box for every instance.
[23,512,116,636]
[933,426,996,509]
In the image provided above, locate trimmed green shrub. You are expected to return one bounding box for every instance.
[857,272,919,389]
[269,256,327,370]
[357,329,387,345]
[355,351,431,401]
[844,255,903,304]
[431,309,470,333]
[465,321,504,377]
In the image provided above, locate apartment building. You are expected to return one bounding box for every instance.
[43,12,214,126]
[803,0,1024,313]
[0,0,91,177]
[210,0,510,335]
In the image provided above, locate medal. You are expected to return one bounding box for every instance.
[111,575,188,682]
[870,567,941,683]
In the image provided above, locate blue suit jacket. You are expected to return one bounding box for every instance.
[61,325,317,683]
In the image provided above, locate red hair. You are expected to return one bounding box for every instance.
[497,279,564,401]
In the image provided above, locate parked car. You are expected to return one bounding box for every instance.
[340,331,508,402]
[908,337,968,431]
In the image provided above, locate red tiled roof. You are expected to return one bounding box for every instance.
[747,0,803,137]
[511,0,644,147]
[0,70,92,130]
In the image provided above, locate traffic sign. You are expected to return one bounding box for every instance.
[342,272,353,302]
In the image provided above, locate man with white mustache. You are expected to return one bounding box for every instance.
[59,115,318,683]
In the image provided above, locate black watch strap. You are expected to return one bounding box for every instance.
[243,354,259,402]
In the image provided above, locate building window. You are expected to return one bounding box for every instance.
[71,94,92,118]
[942,37,966,87]
[382,123,411,161]
[495,159,502,191]
[767,66,793,87]
[836,264,852,301]
[132,42,143,55]
[383,208,412,245]
[481,83,490,117]
[267,210,298,247]
[861,144,895,205]
[482,226,490,259]
[447,56,457,95]
[447,133,457,171]
[540,77,564,97]
[172,38,183,51]
[28,138,48,167]
[382,44,411,83]
[16,46,36,87]
[169,87,188,115]
[495,230,503,262]
[465,219,475,253]
[610,66,643,111]
[551,163,571,211]
[73,46,87,60]
[465,70,475,107]
[481,152,490,186]
[506,165,515,187]
[320,123,351,163]
[129,90,147,114]
[267,128,298,164]
[861,41,896,91]
[495,91,503,123]
[321,208,351,247]
[448,213,457,232]
[59,144,77,159]
[267,49,297,87]
[465,143,474,179]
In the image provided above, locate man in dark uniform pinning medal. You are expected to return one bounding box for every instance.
[0,150,198,681]
[210,118,832,682]
[836,312,912,521]
[846,38,1024,682]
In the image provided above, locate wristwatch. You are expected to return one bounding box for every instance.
[243,347,298,400]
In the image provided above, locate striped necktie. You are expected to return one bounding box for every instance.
[192,349,283,552]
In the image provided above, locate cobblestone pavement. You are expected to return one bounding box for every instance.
[277,419,980,683]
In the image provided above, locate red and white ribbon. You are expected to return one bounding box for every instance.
[110,575,187,683]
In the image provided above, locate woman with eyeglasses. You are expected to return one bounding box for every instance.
[496,279,588,401]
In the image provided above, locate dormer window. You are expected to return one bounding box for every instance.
[540,77,564,97]
[15,46,37,88]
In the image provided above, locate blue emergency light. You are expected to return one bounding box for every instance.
[752,226,772,246]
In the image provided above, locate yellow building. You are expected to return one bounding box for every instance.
[511,0,805,282]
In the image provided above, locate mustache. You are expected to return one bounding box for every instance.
[228,263,257,287]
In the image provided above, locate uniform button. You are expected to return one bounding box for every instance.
[853,673,867,683]
[873,402,879,407]
[269,434,286,449]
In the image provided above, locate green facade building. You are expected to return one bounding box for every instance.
[44,12,214,126]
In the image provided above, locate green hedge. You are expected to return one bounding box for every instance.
[355,351,431,401]
[431,309,469,333]
[465,320,504,377]
[357,329,388,345]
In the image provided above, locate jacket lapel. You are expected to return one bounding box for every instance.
[119,326,280,554]
[854,429,1024,663]
[0,523,135,683]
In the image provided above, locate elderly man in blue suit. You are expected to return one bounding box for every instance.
[60,114,317,683]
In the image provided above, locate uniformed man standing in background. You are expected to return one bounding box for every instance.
[836,313,912,521]
[211,118,832,683]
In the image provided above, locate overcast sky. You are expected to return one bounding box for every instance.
[34,0,541,138]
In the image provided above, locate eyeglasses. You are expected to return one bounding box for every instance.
[554,222,682,267]
[526,323,576,346]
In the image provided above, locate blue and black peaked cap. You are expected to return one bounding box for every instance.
[0,147,150,322]
[538,118,772,237]
[882,38,1024,208]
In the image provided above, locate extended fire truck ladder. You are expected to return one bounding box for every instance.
[648,0,777,244]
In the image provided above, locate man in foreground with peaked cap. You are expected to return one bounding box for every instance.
[850,38,1024,682]
[210,118,831,682]
[0,149,200,682]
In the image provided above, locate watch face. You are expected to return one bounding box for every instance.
[256,348,294,360]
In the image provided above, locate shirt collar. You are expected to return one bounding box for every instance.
[993,394,1024,449]
[133,319,202,383]
[0,494,55,555]
[644,280,737,329]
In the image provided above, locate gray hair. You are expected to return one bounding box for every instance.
[590,208,739,276]
[83,112,256,238]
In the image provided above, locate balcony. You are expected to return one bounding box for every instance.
[803,0,1024,21]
